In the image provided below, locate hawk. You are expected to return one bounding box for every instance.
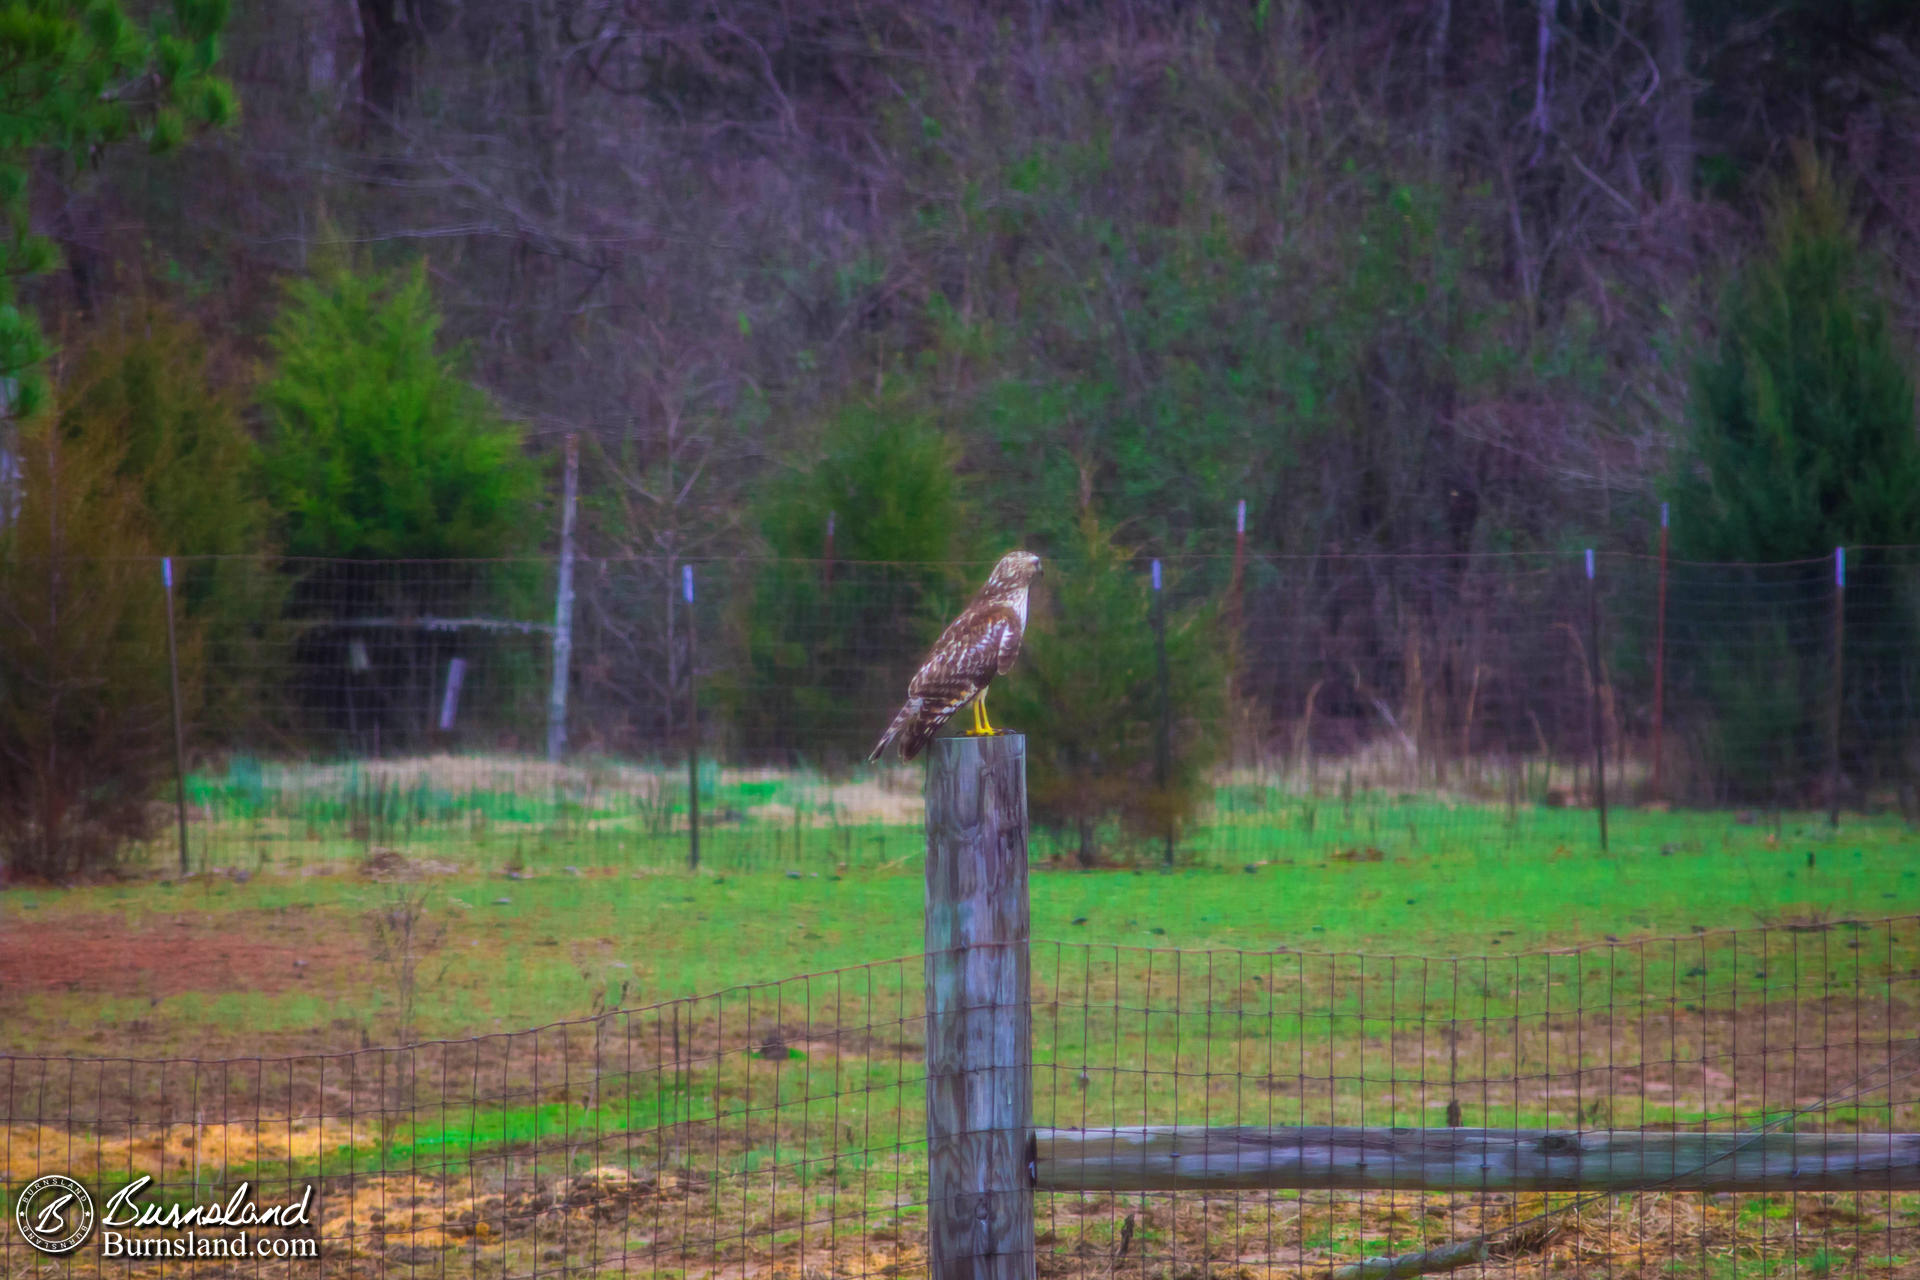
[867,550,1043,762]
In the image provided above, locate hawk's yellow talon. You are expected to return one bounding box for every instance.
[960,694,996,736]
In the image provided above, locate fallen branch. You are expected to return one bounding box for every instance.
[1331,1238,1488,1280]
[1036,1125,1920,1193]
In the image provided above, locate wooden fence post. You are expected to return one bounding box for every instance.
[925,733,1034,1280]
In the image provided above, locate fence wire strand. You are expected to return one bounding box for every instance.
[20,549,1913,877]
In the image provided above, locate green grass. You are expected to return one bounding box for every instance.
[7,770,1916,1184]
[3,792,1915,1280]
[4,806,1914,1057]
[176,755,1920,877]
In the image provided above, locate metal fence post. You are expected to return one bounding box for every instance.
[546,433,579,763]
[1585,549,1608,851]
[1228,499,1246,655]
[823,509,837,590]
[162,556,190,875]
[1651,502,1669,803]
[924,733,1034,1280]
[1830,546,1845,827]
[1151,558,1174,865]
[685,562,700,871]
[1227,502,1247,771]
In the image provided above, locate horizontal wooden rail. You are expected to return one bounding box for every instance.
[1035,1126,1920,1193]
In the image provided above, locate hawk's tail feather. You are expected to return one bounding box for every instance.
[897,711,946,763]
[867,698,923,763]
[868,691,974,763]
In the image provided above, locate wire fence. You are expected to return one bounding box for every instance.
[3,916,1916,1277]
[6,548,1920,874]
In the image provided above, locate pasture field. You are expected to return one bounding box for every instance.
[2,785,1916,1057]
[2,762,1918,1279]
[170,752,1920,877]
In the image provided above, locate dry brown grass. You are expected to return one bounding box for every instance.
[8,1168,1912,1280]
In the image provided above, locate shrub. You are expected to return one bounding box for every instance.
[992,515,1225,865]
[0,418,191,880]
[59,301,280,740]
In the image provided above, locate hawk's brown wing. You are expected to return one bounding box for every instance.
[993,609,1026,674]
[868,603,1024,761]
[909,603,1021,696]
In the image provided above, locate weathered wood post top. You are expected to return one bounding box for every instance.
[924,732,1035,1280]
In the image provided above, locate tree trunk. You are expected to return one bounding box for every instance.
[357,0,419,119]
[1426,0,1452,162]
[1654,0,1692,205]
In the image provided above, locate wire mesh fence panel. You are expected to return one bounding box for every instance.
[16,549,1920,875]
[4,920,1916,1278]
[1,955,932,1278]
[1029,919,1920,1278]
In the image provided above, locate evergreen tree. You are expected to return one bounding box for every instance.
[1668,151,1920,800]
[732,398,969,759]
[992,515,1225,865]
[0,0,233,416]
[1672,153,1920,560]
[63,302,265,560]
[260,259,543,749]
[58,301,280,739]
[261,260,538,561]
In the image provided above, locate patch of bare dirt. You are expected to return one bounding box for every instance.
[0,912,357,1000]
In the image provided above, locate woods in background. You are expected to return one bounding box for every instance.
[5,0,1920,874]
